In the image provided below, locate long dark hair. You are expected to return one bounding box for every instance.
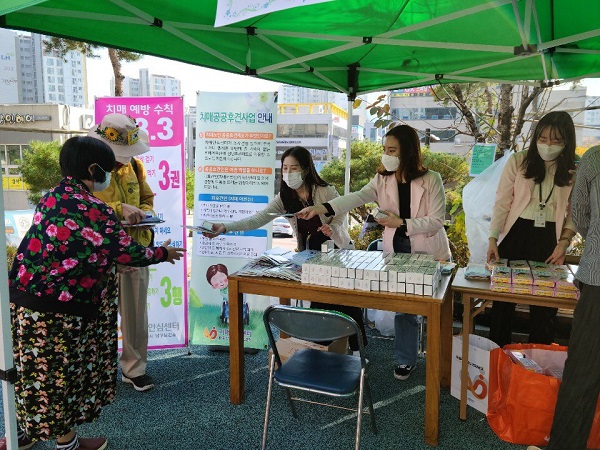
[279,146,328,211]
[522,111,576,186]
[378,124,428,181]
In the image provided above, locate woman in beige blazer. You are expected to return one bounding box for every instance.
[487,111,577,347]
[298,125,451,381]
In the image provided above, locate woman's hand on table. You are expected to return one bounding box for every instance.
[545,242,568,265]
[487,238,500,263]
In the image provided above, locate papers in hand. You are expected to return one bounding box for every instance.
[266,212,296,217]
[183,224,216,234]
[121,217,165,227]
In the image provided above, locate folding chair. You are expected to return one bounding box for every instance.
[262,305,377,450]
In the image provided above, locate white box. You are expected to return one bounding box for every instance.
[331,266,340,277]
[423,285,433,296]
[388,279,398,293]
[397,282,406,293]
[347,267,356,278]
[415,284,424,295]
[309,273,318,285]
[406,268,424,284]
[321,240,334,253]
[379,270,388,282]
[338,267,347,278]
[370,280,379,291]
[406,283,415,294]
[380,281,389,292]
[397,269,406,283]
[330,277,339,288]
[301,272,310,284]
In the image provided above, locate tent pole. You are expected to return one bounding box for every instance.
[0,181,18,450]
[344,99,353,195]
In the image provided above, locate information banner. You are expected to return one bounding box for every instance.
[94,97,187,349]
[190,92,277,349]
[470,143,497,176]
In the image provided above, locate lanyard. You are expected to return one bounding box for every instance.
[538,183,554,210]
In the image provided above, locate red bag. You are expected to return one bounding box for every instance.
[487,343,600,448]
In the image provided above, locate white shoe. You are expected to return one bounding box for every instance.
[527,446,543,450]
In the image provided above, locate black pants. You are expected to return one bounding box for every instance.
[489,218,558,347]
[548,282,600,450]
[310,302,367,352]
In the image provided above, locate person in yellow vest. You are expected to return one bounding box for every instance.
[90,113,157,392]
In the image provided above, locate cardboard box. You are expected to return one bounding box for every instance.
[268,336,349,369]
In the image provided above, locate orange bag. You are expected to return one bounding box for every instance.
[487,343,600,448]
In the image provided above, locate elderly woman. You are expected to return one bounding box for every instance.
[2,136,184,450]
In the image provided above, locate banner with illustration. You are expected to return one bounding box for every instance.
[94,96,187,349]
[190,91,277,349]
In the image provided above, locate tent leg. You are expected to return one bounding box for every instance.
[344,99,353,195]
[0,183,19,450]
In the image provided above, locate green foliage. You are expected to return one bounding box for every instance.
[348,225,383,251]
[320,140,383,221]
[186,168,195,212]
[6,245,17,273]
[19,140,62,204]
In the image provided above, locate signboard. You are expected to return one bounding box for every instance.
[215,0,331,27]
[469,143,497,176]
[190,91,277,350]
[95,96,188,349]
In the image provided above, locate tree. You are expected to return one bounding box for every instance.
[359,82,549,156]
[186,168,195,212]
[431,83,544,154]
[45,38,142,96]
[19,140,62,204]
[319,140,383,222]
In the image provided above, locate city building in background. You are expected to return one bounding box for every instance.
[111,68,181,97]
[0,103,94,209]
[583,96,600,146]
[0,29,87,107]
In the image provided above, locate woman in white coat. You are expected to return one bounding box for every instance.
[298,125,451,380]
[206,146,366,351]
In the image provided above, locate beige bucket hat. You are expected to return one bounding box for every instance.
[88,113,149,157]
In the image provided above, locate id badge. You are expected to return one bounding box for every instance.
[533,210,546,228]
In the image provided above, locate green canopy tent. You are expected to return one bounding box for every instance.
[0,1,599,447]
[2,0,600,93]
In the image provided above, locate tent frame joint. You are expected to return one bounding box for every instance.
[435,74,444,80]
[152,17,163,28]
[0,367,16,384]
[246,26,257,36]
[245,66,257,76]
[362,36,372,44]
[514,43,537,56]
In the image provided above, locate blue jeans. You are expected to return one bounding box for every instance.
[393,236,419,366]
[394,313,419,365]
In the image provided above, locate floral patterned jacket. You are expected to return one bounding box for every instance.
[9,177,167,317]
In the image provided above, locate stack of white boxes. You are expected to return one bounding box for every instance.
[301,249,441,296]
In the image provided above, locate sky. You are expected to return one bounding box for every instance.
[86,53,600,109]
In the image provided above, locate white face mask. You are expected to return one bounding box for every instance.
[537,143,564,161]
[381,154,400,172]
[115,155,132,165]
[282,172,304,190]
[92,165,112,192]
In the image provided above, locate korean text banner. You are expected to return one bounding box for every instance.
[190,91,277,350]
[94,97,188,349]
